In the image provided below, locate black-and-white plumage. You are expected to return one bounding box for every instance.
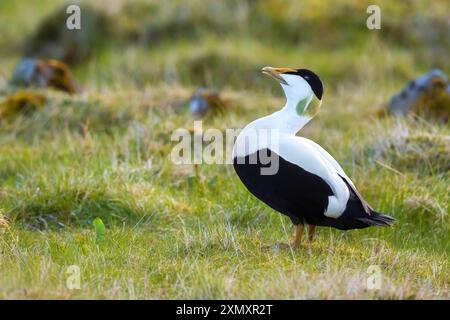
[233,67,394,246]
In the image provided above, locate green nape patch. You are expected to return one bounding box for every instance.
[296,98,309,116]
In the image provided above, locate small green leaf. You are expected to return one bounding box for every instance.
[208,176,218,187]
[187,175,196,189]
[93,217,106,244]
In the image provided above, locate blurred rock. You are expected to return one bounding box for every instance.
[387,69,450,121]
[0,90,46,119]
[11,58,80,94]
[187,88,228,118]
[25,4,111,65]
[0,212,8,229]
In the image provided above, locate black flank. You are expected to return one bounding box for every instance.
[233,149,395,230]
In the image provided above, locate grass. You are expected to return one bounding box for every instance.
[0,0,449,299]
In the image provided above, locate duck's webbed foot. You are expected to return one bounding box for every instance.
[263,224,304,251]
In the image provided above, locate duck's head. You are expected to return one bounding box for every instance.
[262,66,323,117]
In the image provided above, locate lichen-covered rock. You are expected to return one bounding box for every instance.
[187,88,228,118]
[0,212,8,229]
[11,58,80,94]
[24,4,111,65]
[0,90,46,119]
[387,69,450,121]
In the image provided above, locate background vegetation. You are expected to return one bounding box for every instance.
[0,0,448,299]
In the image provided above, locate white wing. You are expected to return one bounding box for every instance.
[298,137,372,213]
[275,135,350,218]
[297,137,355,187]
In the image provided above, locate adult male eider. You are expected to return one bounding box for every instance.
[233,67,395,248]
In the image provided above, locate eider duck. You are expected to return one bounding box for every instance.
[233,67,395,248]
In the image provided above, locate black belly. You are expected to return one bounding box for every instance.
[233,148,333,225]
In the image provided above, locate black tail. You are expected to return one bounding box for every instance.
[357,211,396,227]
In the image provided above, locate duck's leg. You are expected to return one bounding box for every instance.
[264,224,303,250]
[291,224,304,248]
[307,224,316,242]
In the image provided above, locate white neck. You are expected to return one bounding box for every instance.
[234,97,313,158]
[270,100,312,135]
